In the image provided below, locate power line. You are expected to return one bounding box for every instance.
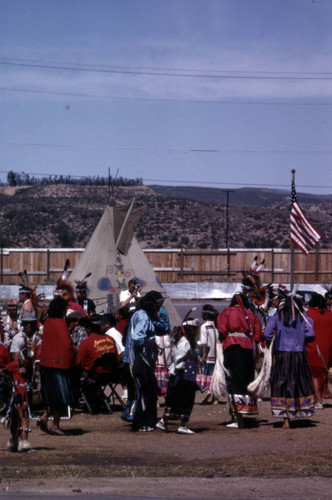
[1,59,332,80]
[2,56,332,77]
[1,141,332,156]
[0,170,330,190]
[1,86,332,106]
[144,178,332,190]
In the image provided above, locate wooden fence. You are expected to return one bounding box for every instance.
[0,247,331,285]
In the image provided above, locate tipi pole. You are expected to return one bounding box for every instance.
[115,197,135,251]
[108,168,119,204]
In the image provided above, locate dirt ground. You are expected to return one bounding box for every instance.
[0,391,331,499]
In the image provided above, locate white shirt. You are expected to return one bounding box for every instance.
[105,327,125,355]
[10,330,41,360]
[2,314,21,349]
[169,336,191,375]
[197,320,218,363]
[119,289,141,312]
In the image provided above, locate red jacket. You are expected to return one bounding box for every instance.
[40,318,78,370]
[5,360,29,398]
[217,305,263,351]
[306,307,332,368]
[79,333,118,373]
[116,319,128,335]
[0,343,11,368]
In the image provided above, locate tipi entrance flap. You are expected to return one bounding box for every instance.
[114,199,145,255]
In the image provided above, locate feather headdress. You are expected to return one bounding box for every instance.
[75,272,92,291]
[241,256,273,310]
[61,259,70,281]
[18,270,46,317]
[55,260,74,300]
[18,270,33,294]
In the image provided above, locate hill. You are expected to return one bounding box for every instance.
[0,184,330,249]
[149,185,332,208]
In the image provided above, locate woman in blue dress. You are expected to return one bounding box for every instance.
[264,295,315,429]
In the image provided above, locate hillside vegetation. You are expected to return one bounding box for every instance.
[0,184,330,249]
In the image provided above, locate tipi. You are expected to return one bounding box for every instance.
[69,197,181,328]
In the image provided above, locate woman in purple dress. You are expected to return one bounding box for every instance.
[264,295,315,429]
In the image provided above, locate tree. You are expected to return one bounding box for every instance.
[7,171,17,186]
[57,224,75,247]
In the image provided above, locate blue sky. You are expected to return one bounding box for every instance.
[1,0,332,195]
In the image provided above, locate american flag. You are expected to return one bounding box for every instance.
[290,180,322,255]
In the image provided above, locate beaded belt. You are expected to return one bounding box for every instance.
[228,332,247,338]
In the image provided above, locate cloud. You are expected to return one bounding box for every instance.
[2,24,332,105]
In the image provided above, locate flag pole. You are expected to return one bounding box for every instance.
[290,169,296,292]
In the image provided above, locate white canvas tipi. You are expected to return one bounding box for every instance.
[69,198,181,328]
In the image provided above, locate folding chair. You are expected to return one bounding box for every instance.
[80,352,118,414]
[108,364,126,409]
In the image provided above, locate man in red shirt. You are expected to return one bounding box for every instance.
[79,315,119,374]
[79,315,119,413]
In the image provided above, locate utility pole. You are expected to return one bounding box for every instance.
[223,190,235,276]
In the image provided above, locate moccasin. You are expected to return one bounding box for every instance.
[18,440,31,452]
[156,420,169,432]
[7,437,18,452]
[176,426,195,435]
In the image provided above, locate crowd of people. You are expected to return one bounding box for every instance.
[0,271,331,452]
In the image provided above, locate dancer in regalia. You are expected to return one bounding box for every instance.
[156,319,200,434]
[123,292,163,432]
[305,293,332,409]
[264,295,315,428]
[217,292,263,428]
[198,304,219,404]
